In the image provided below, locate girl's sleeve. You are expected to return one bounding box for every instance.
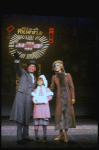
[46,88,53,101]
[31,89,36,97]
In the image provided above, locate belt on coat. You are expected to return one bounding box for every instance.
[34,103,46,105]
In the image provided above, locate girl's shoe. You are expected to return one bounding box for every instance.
[36,136,40,142]
[42,136,47,142]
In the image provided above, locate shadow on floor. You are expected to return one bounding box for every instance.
[1,135,98,148]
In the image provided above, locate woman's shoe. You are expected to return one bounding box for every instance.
[64,132,68,143]
[64,139,69,143]
[36,136,40,142]
[54,133,64,141]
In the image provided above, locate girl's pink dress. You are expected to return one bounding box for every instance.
[33,87,52,119]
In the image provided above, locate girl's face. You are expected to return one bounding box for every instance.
[37,79,44,86]
[54,63,61,72]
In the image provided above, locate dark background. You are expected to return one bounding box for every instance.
[1,14,97,119]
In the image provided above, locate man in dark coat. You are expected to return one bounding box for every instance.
[10,51,37,144]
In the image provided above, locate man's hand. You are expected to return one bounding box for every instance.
[14,50,20,59]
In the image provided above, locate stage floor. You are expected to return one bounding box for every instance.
[1,117,98,148]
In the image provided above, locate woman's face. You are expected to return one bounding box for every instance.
[54,63,61,72]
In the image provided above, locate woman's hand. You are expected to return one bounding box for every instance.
[72,99,75,104]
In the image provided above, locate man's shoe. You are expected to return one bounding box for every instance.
[17,140,24,145]
[24,138,34,142]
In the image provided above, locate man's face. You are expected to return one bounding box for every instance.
[28,64,36,73]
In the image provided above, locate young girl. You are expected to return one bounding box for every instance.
[31,75,53,142]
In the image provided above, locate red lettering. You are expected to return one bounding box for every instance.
[7,25,14,39]
[49,28,54,43]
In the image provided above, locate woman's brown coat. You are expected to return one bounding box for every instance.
[50,73,76,128]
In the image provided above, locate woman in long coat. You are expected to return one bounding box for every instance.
[50,60,76,142]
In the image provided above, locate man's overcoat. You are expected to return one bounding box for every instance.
[10,60,36,126]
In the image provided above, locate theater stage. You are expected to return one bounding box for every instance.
[1,117,98,148]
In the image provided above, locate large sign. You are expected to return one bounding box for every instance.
[8,26,54,59]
